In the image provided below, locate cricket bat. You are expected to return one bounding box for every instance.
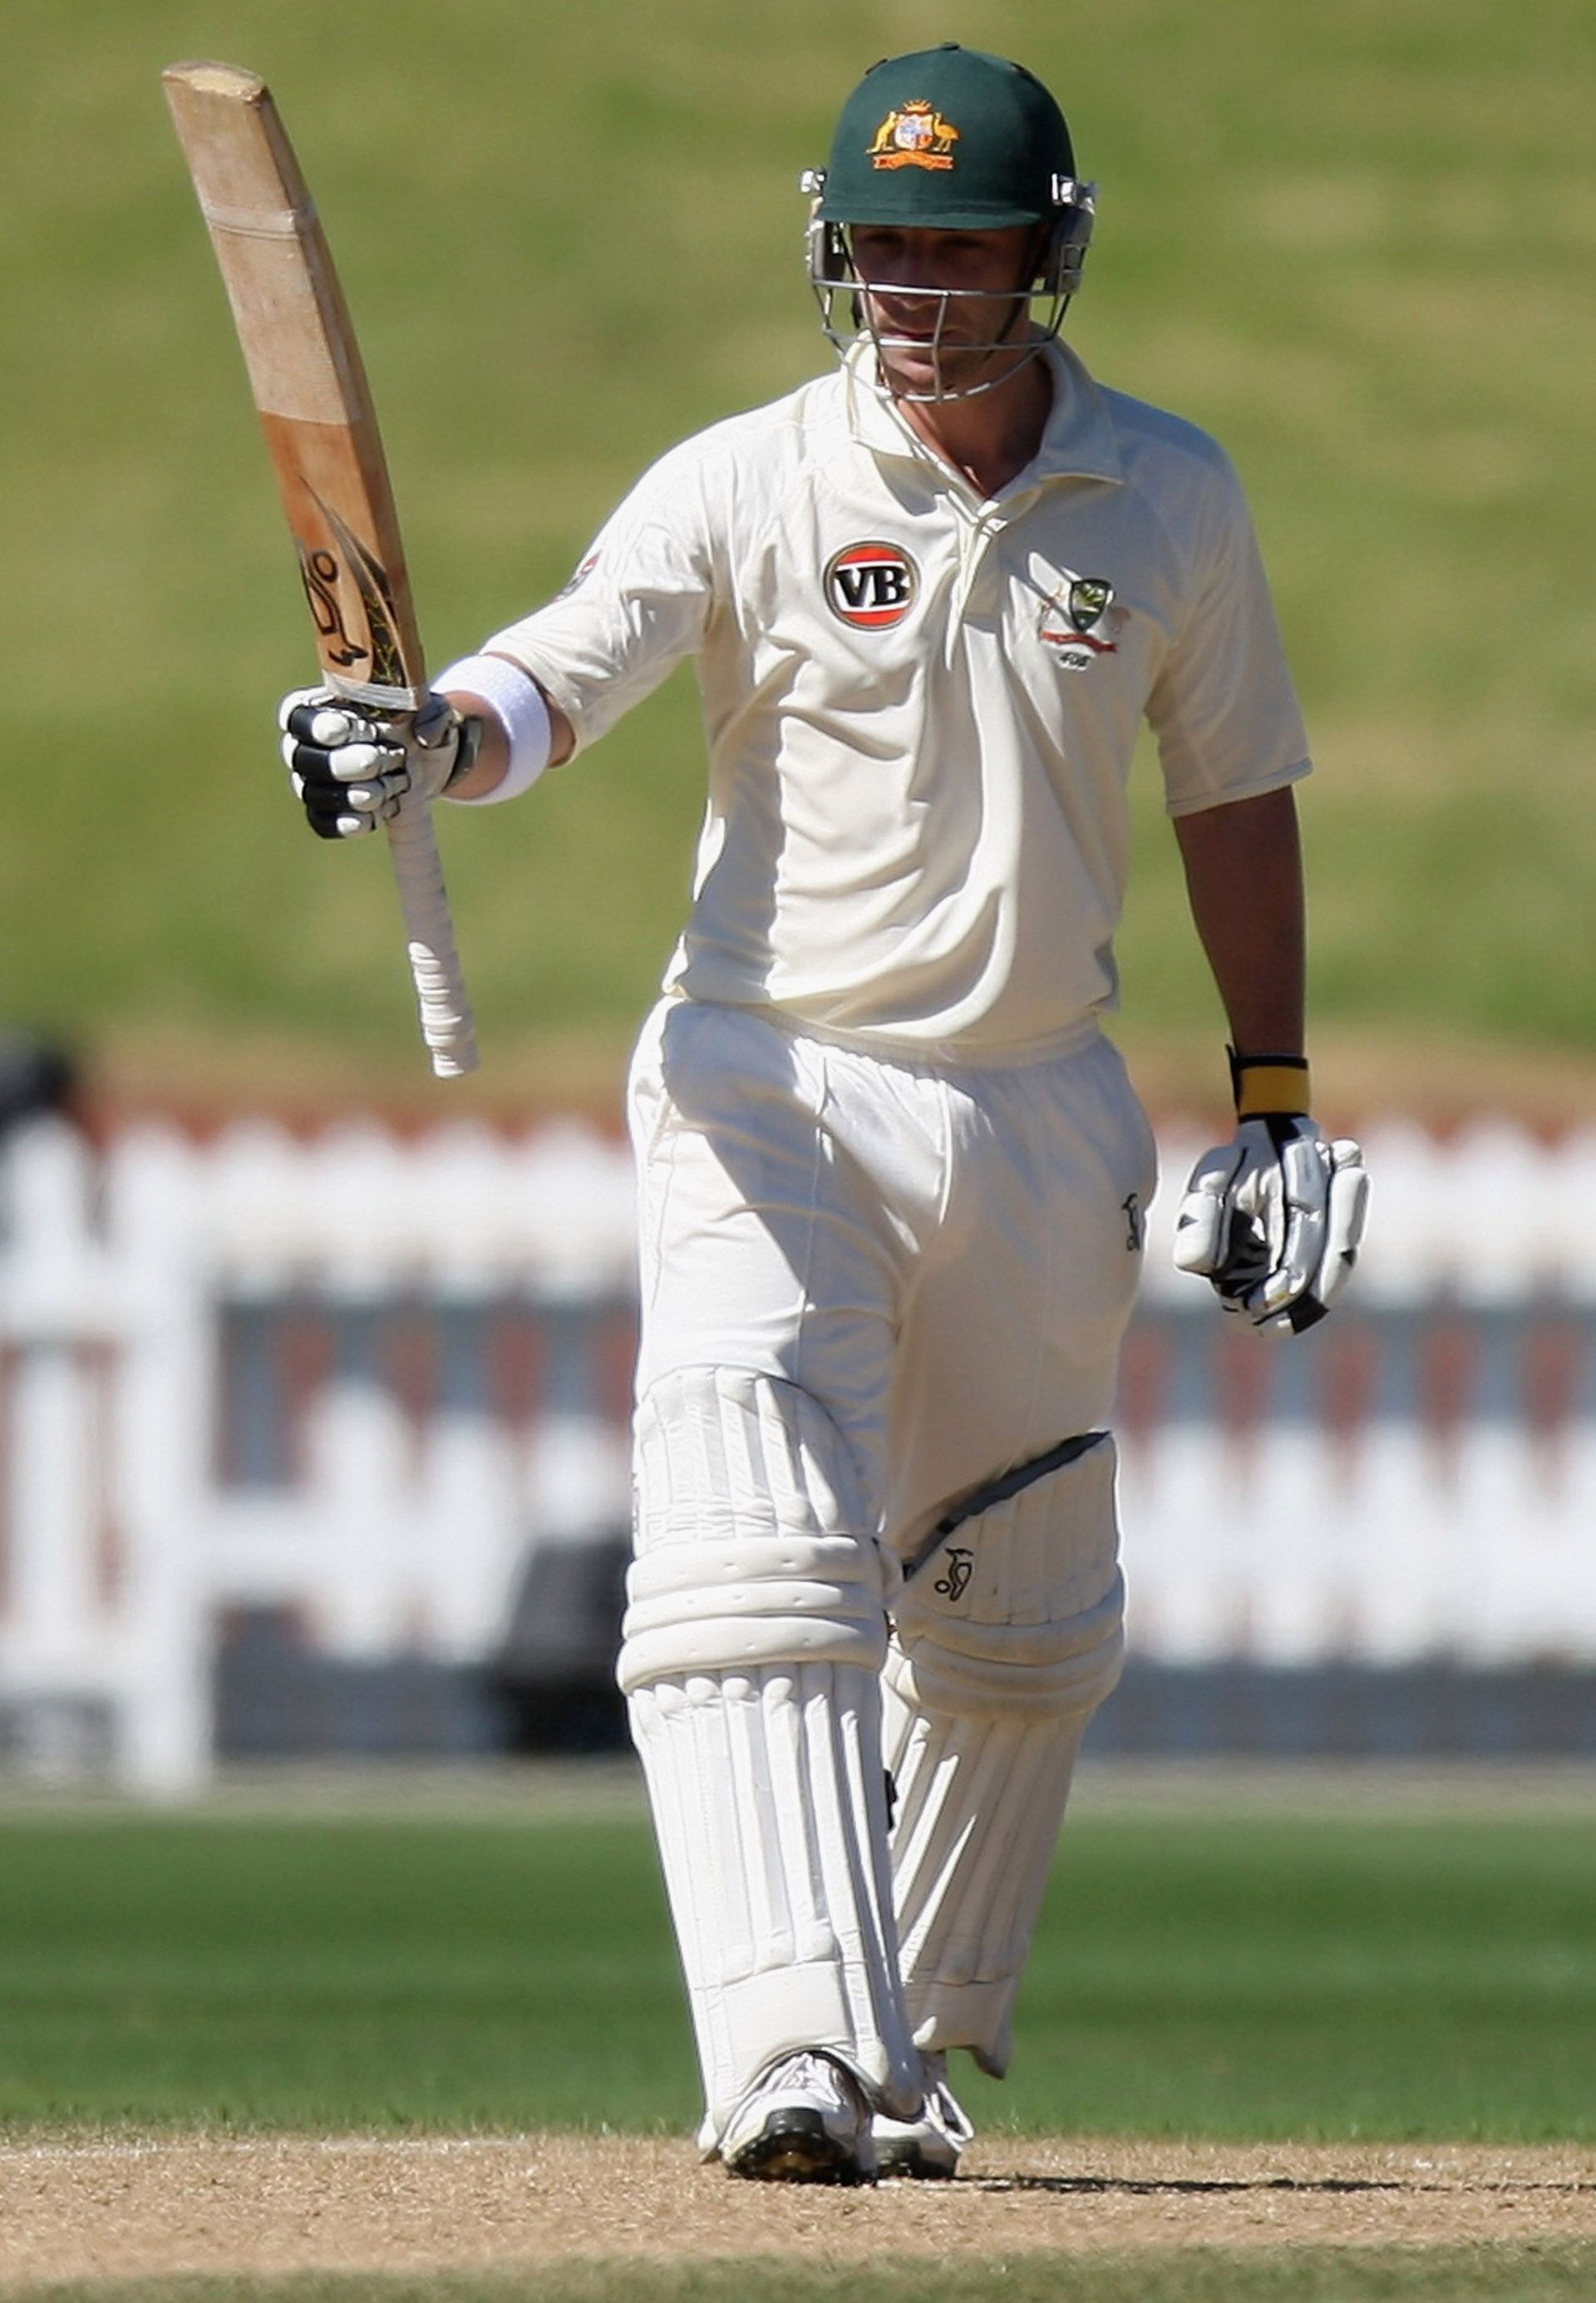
[162,59,478,1078]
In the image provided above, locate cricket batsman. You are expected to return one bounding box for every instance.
[281,46,1368,2181]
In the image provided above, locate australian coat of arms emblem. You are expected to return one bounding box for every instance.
[869,101,960,171]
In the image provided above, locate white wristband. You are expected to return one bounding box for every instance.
[432,653,554,804]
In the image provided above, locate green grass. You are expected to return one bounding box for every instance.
[0,1810,1591,2139]
[12,2255,1596,2303]
[3,0,1595,1094]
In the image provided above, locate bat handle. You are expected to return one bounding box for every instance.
[383,792,480,1077]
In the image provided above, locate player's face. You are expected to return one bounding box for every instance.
[848,224,1037,399]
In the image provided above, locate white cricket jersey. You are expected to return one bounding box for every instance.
[485,338,1311,1060]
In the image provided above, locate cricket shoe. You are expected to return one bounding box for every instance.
[873,2053,975,2180]
[722,2051,876,2185]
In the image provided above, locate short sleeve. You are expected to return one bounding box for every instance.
[480,439,717,752]
[1147,447,1312,818]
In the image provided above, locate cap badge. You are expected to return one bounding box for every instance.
[868,101,960,173]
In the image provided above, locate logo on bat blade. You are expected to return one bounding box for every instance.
[303,492,408,692]
[825,540,919,629]
[298,545,367,669]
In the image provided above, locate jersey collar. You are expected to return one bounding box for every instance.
[843,336,1125,491]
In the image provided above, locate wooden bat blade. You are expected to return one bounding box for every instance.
[162,60,423,710]
[164,60,478,1078]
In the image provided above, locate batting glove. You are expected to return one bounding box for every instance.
[278,688,481,840]
[1171,1052,1369,1334]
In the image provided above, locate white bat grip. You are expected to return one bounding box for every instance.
[384,794,479,1077]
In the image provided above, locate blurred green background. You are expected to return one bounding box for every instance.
[4,0,1594,1119]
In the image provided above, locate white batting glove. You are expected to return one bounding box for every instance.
[1171,1054,1369,1334]
[278,688,480,840]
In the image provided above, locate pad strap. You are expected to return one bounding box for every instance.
[904,1429,1106,1581]
[618,1533,887,1692]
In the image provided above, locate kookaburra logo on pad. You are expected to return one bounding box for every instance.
[825,540,919,629]
[933,1546,974,1602]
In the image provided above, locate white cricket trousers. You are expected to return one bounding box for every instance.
[629,997,1155,1532]
[622,995,1155,2138]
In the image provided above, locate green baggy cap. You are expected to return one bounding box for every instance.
[819,44,1075,229]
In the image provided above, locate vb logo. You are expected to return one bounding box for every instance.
[824,540,919,629]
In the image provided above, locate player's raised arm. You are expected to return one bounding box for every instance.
[281,432,717,844]
[279,658,574,838]
[435,663,577,797]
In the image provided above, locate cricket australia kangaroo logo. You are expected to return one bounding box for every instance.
[825,540,919,629]
[1039,570,1124,671]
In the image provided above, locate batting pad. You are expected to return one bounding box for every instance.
[621,1366,891,1689]
[630,1364,879,1553]
[623,1368,917,2148]
[882,1436,1126,2074]
[632,1662,919,2148]
[890,1433,1126,1719]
